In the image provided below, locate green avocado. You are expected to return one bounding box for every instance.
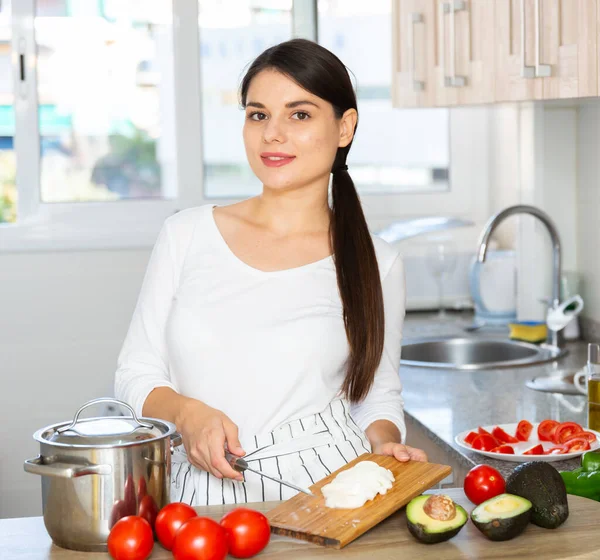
[406,494,468,544]
[505,461,569,529]
[471,493,532,541]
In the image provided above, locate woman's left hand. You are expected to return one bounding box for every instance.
[372,442,428,463]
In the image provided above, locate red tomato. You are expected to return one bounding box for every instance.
[564,431,597,443]
[471,434,498,452]
[463,465,506,505]
[108,516,153,560]
[490,444,515,454]
[172,517,228,560]
[138,495,159,533]
[537,419,559,442]
[492,426,519,444]
[220,508,271,559]
[155,502,198,551]
[515,420,533,442]
[546,446,568,455]
[464,431,479,445]
[553,422,584,444]
[523,444,545,455]
[563,437,591,452]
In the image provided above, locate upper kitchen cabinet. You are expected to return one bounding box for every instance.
[436,0,496,106]
[392,0,437,107]
[392,0,495,108]
[495,0,597,102]
[393,0,599,108]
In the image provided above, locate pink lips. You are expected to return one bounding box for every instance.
[260,152,296,168]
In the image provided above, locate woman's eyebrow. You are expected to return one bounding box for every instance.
[245,100,320,109]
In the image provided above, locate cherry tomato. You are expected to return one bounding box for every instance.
[138,495,159,534]
[464,431,479,445]
[564,431,597,443]
[553,422,584,444]
[471,434,498,452]
[492,426,519,444]
[172,517,228,560]
[463,465,505,505]
[515,420,533,442]
[108,516,153,560]
[563,437,591,452]
[155,502,198,551]
[523,444,545,455]
[537,419,559,442]
[490,444,515,454]
[220,508,271,558]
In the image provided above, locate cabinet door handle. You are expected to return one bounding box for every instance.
[534,0,551,77]
[440,1,467,88]
[520,0,551,78]
[409,12,425,92]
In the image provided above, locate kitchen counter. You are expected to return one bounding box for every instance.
[401,311,590,478]
[2,489,599,559]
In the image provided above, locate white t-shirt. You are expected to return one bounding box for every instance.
[114,204,407,446]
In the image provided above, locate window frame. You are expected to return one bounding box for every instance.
[1,0,489,252]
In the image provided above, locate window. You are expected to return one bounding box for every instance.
[318,0,450,195]
[198,0,292,199]
[35,0,177,203]
[0,0,15,223]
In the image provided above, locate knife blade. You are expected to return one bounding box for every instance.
[224,451,314,497]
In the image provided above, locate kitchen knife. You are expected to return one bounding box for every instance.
[224,451,314,497]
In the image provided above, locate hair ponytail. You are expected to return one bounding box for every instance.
[330,162,385,403]
[241,38,386,403]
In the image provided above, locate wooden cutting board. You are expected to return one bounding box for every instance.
[266,452,451,549]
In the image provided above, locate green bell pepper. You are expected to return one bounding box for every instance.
[582,449,600,472]
[560,467,600,501]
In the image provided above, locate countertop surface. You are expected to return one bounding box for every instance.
[3,489,599,559]
[401,312,591,477]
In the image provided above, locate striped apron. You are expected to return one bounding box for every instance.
[171,398,371,506]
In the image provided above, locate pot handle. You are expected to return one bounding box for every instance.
[56,397,154,435]
[24,456,112,478]
[170,432,183,454]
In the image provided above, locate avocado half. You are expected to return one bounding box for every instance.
[406,494,468,544]
[505,461,569,529]
[471,493,532,541]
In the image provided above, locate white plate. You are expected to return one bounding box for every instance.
[455,422,600,463]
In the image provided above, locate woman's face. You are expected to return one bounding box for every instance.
[243,69,356,192]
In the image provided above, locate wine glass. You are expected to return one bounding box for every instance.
[426,240,458,320]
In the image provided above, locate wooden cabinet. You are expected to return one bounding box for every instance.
[392,0,598,108]
[392,0,437,107]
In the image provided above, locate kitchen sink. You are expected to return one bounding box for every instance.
[400,337,566,370]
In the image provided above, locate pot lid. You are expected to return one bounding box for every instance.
[36,398,175,448]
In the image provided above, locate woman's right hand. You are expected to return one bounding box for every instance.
[176,399,245,481]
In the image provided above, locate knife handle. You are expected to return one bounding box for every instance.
[224,450,249,473]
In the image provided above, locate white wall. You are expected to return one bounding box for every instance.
[577,100,600,321]
[0,249,151,518]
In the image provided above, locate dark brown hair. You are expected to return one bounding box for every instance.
[240,39,384,403]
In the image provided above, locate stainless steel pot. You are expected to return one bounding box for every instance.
[24,398,182,552]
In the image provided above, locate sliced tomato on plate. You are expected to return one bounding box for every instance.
[478,427,500,446]
[552,422,584,444]
[523,444,545,455]
[563,437,591,452]
[515,420,533,442]
[537,419,560,442]
[472,434,498,452]
[563,430,597,444]
[492,426,519,444]
[464,431,479,445]
[490,445,515,454]
[546,446,568,455]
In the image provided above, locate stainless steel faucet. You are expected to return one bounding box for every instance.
[476,205,562,349]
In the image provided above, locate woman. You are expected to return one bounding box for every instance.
[115,38,426,506]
